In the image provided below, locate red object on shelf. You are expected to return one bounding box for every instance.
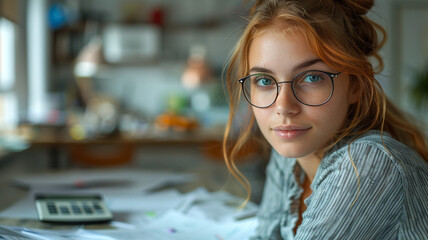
[150,7,164,27]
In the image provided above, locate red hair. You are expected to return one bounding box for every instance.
[223,0,428,202]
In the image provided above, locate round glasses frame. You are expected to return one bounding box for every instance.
[238,70,341,108]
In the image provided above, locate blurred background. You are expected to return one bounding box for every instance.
[0,0,427,210]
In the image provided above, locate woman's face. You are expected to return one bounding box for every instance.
[248,28,355,159]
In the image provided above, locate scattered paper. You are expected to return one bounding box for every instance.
[0,211,258,240]
[95,210,258,240]
[11,169,194,193]
[1,170,259,239]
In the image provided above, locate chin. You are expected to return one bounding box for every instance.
[273,145,311,159]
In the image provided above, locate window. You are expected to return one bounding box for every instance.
[0,17,18,131]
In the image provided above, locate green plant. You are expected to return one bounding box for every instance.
[412,66,428,109]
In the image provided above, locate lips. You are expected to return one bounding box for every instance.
[271,125,311,140]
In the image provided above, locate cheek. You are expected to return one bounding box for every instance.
[252,108,265,126]
[252,108,271,133]
[318,78,352,127]
[318,94,350,130]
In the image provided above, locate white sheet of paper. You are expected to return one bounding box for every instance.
[11,169,194,193]
[138,209,258,240]
[2,170,260,240]
[179,187,258,222]
[1,169,194,220]
[62,210,258,240]
[0,210,258,240]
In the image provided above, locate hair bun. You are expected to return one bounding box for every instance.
[337,0,374,16]
[248,0,265,15]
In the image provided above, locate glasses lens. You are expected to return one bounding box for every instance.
[242,74,278,108]
[292,71,333,106]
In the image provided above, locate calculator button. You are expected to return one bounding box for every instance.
[47,205,58,214]
[60,206,70,214]
[83,205,93,214]
[71,205,82,214]
[93,203,104,213]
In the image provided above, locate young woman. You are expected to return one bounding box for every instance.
[223,0,428,239]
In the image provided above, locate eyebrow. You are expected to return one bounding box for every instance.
[292,58,324,72]
[249,58,324,75]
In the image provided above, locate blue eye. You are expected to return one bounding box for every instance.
[255,75,274,86]
[303,74,323,83]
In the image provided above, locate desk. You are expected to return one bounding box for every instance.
[25,126,225,169]
[29,126,224,146]
[0,168,259,239]
[0,149,22,168]
[0,134,30,167]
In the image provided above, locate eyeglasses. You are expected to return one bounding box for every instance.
[238,70,340,108]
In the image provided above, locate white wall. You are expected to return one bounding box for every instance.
[371,0,428,127]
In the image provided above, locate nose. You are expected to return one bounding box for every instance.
[274,83,300,116]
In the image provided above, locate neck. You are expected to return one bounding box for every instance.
[297,153,322,181]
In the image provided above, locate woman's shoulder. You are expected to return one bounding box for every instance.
[328,130,425,167]
[318,130,428,183]
[309,131,428,239]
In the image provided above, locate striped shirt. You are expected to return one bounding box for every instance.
[251,130,428,239]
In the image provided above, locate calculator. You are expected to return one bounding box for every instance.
[34,193,113,224]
